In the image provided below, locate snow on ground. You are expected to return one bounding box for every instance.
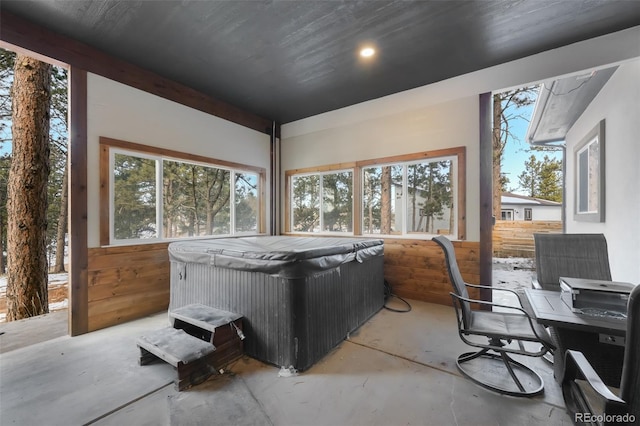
[0,272,68,292]
[492,257,535,290]
[492,257,536,309]
[0,272,69,322]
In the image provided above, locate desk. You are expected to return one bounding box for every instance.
[524,288,626,387]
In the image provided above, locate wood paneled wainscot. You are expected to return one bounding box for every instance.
[88,243,170,331]
[384,238,480,305]
[87,238,479,331]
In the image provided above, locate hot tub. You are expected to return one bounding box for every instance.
[168,236,384,370]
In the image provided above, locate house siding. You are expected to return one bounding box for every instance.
[565,61,640,283]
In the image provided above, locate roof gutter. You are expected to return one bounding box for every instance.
[526,84,554,145]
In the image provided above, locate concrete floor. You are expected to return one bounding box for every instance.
[0,299,572,425]
[0,309,68,354]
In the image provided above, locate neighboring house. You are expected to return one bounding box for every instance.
[500,192,561,221]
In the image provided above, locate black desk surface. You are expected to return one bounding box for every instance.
[524,288,626,336]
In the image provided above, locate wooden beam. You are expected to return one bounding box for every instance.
[69,68,89,335]
[479,92,493,304]
[0,11,275,136]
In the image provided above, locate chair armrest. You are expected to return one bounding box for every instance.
[464,283,493,290]
[562,350,625,404]
[451,291,527,314]
[450,292,554,350]
[464,283,524,306]
[451,283,531,317]
[465,282,520,298]
[465,282,524,298]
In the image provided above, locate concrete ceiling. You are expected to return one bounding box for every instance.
[1,1,639,124]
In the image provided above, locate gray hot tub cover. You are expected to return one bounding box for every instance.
[168,236,384,278]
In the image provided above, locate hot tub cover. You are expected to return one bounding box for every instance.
[168,236,383,278]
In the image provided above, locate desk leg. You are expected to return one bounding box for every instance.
[552,327,624,388]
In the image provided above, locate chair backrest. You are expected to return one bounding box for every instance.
[432,236,471,328]
[534,233,612,290]
[620,284,640,418]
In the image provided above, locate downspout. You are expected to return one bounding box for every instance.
[270,121,276,235]
[269,121,281,235]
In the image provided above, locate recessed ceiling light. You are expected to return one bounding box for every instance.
[360,47,375,58]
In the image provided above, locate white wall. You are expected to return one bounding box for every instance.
[86,73,271,248]
[282,26,640,243]
[564,61,640,283]
[502,205,561,221]
[531,206,562,222]
[282,96,479,238]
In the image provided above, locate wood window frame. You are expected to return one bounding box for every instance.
[284,162,357,234]
[99,136,267,246]
[285,146,466,240]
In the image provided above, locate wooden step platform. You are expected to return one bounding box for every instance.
[137,328,217,391]
[170,304,244,346]
[137,304,244,391]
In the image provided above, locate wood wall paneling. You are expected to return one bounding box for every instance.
[87,243,170,331]
[85,237,479,332]
[383,238,480,306]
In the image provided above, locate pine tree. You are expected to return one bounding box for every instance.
[6,54,52,321]
[537,156,562,202]
[517,154,562,202]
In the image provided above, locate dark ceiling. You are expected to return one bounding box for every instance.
[1,1,639,124]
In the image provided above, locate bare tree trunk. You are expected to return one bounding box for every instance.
[53,163,67,272]
[6,55,51,321]
[492,94,502,221]
[411,167,418,232]
[449,166,455,234]
[190,166,199,235]
[0,209,6,274]
[0,211,4,274]
[380,166,391,234]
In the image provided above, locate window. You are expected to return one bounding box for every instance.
[101,138,264,245]
[286,147,466,239]
[113,152,158,240]
[501,210,514,221]
[524,208,532,221]
[362,165,402,234]
[291,170,353,233]
[574,120,605,222]
[362,158,456,236]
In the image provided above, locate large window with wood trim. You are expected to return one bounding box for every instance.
[290,170,353,233]
[101,137,265,245]
[285,147,466,239]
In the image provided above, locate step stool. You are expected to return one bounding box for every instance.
[170,304,245,347]
[137,304,244,391]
